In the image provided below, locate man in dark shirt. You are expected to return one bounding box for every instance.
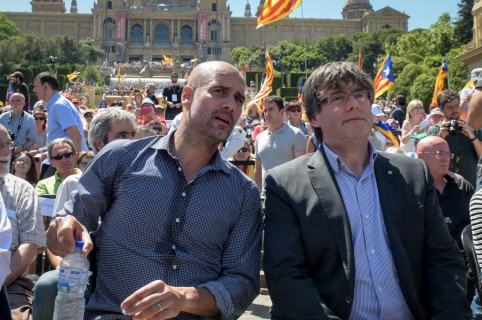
[417,135,474,302]
[390,95,406,127]
[427,89,482,187]
[10,71,29,112]
[162,72,183,120]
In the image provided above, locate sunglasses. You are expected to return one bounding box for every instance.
[51,151,74,161]
[16,159,31,165]
[34,117,45,121]
[237,147,249,153]
[289,108,301,112]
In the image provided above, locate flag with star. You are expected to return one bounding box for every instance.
[431,56,448,105]
[257,0,303,29]
[373,54,394,99]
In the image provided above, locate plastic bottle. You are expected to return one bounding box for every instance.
[53,241,91,320]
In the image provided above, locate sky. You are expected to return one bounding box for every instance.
[0,0,460,31]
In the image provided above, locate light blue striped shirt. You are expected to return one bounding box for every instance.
[323,143,414,320]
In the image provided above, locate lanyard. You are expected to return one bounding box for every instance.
[8,111,25,137]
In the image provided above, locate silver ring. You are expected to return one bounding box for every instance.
[58,236,64,242]
[156,302,163,312]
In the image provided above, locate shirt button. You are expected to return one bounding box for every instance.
[172,245,176,250]
[378,287,383,292]
[370,249,376,255]
[172,264,177,270]
[175,218,180,223]
[182,192,186,197]
[365,215,369,219]
[345,295,352,304]
[177,167,182,172]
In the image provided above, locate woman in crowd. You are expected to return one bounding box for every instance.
[83,110,94,146]
[11,151,38,187]
[286,100,311,136]
[228,139,255,180]
[400,99,429,152]
[32,109,48,150]
[98,100,107,109]
[76,150,95,171]
[245,101,260,123]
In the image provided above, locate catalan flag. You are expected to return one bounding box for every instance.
[358,47,363,70]
[374,120,399,147]
[163,55,173,65]
[252,48,274,109]
[257,0,302,29]
[66,71,80,82]
[297,78,304,103]
[431,56,448,105]
[373,54,394,99]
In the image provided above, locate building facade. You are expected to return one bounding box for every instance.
[4,0,409,64]
[458,0,482,71]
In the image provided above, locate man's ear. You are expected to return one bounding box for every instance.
[94,140,105,152]
[181,86,193,111]
[310,113,321,129]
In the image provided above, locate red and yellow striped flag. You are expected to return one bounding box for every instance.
[358,47,363,70]
[431,57,448,105]
[252,48,274,109]
[257,0,302,29]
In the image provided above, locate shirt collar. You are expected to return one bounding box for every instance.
[45,92,61,112]
[54,168,82,182]
[151,129,231,175]
[322,141,378,175]
[267,123,286,135]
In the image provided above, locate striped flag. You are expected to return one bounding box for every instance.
[431,56,448,105]
[373,54,394,99]
[67,71,80,82]
[257,0,302,29]
[5,80,13,104]
[297,78,304,103]
[358,47,363,70]
[252,48,274,109]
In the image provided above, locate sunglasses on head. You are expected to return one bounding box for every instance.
[237,147,249,153]
[289,108,301,112]
[34,117,45,121]
[51,151,74,161]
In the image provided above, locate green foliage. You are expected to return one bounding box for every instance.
[0,13,21,41]
[82,65,103,84]
[454,0,474,45]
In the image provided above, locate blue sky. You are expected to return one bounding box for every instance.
[0,1,459,31]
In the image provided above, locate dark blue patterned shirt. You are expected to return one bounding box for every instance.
[60,131,263,319]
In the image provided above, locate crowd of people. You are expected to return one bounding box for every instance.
[1,60,482,319]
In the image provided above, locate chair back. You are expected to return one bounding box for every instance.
[461,224,482,296]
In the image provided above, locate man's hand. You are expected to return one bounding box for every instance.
[121,280,186,320]
[46,215,93,257]
[438,120,450,139]
[458,119,477,140]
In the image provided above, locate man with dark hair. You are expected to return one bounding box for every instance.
[390,94,406,127]
[45,61,262,319]
[427,89,482,187]
[33,72,87,177]
[162,72,183,120]
[10,71,29,112]
[263,61,471,319]
[254,95,306,195]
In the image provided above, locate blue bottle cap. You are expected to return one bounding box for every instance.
[75,241,84,248]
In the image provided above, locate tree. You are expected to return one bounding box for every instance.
[82,65,103,84]
[0,13,21,41]
[454,0,474,45]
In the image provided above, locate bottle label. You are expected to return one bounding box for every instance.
[58,267,89,288]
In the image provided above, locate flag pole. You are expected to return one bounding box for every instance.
[301,2,307,79]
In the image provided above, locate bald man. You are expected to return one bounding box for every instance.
[417,136,473,250]
[45,61,262,319]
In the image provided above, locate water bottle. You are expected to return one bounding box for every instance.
[53,241,91,320]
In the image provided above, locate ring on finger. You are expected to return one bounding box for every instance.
[156,302,163,312]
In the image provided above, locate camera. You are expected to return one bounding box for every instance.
[443,119,463,135]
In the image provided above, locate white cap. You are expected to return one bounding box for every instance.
[371,104,385,116]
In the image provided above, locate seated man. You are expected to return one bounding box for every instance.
[44,61,262,319]
[263,61,471,319]
[35,138,80,196]
[32,108,137,320]
[0,124,46,319]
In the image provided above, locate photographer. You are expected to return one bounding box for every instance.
[427,89,482,187]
